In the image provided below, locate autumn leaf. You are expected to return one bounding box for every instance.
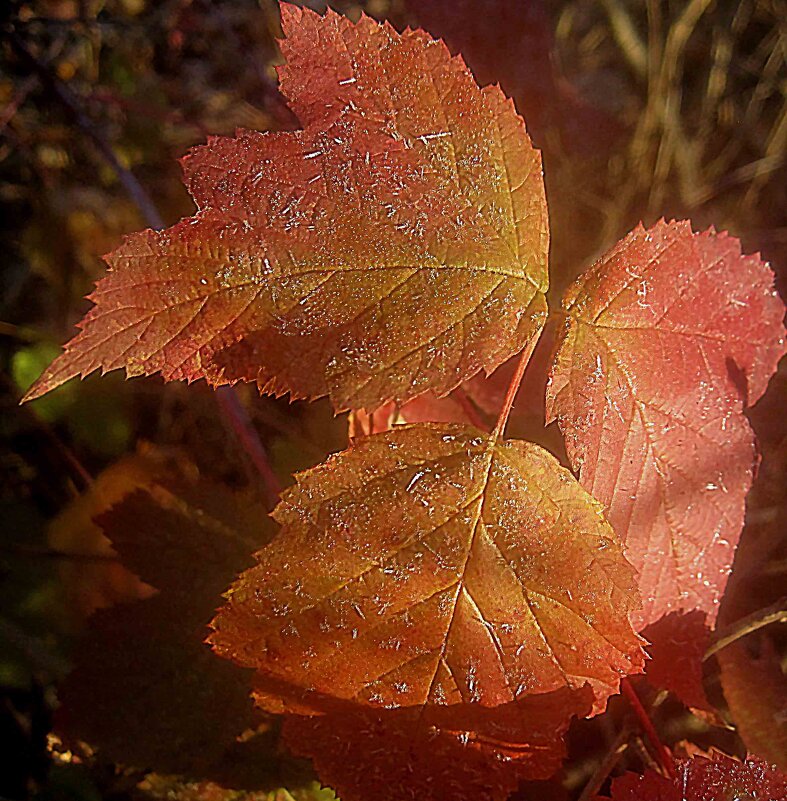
[597,753,787,801]
[719,636,787,769]
[46,446,187,622]
[642,611,714,715]
[547,220,785,629]
[23,3,548,413]
[57,474,281,786]
[281,686,593,801]
[211,423,643,716]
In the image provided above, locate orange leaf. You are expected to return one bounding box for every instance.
[547,220,785,629]
[24,4,548,413]
[211,423,644,715]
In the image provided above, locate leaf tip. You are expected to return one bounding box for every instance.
[19,358,69,404]
[278,0,303,32]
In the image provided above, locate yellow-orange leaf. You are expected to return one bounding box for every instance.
[211,423,644,714]
[23,4,548,413]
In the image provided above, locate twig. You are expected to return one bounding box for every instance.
[453,386,487,430]
[8,30,282,502]
[8,31,164,230]
[215,387,282,508]
[705,597,787,661]
[622,679,676,778]
[493,337,539,440]
[599,0,648,79]
[577,727,631,801]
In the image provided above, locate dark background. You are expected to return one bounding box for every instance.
[1,1,785,799]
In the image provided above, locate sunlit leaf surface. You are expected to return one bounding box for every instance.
[24,5,548,413]
[211,423,643,714]
[547,220,785,628]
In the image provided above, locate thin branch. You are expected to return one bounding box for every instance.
[577,726,631,801]
[622,679,676,778]
[215,387,282,508]
[493,337,539,440]
[599,0,648,79]
[705,597,787,661]
[453,386,487,430]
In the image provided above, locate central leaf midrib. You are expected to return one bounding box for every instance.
[421,446,496,705]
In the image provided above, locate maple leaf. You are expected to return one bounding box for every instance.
[211,423,644,715]
[597,753,787,801]
[45,447,177,622]
[23,3,548,413]
[281,686,593,801]
[57,473,280,786]
[642,610,714,715]
[547,220,785,629]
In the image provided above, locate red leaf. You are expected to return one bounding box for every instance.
[642,610,714,714]
[547,220,785,629]
[24,4,548,413]
[281,687,593,801]
[601,753,787,800]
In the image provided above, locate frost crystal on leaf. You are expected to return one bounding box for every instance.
[24,5,548,413]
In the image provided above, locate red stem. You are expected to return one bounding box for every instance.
[492,338,538,440]
[622,679,676,778]
[453,386,487,430]
[215,387,282,509]
[12,38,283,502]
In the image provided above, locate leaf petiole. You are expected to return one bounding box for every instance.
[621,679,676,778]
[493,335,539,439]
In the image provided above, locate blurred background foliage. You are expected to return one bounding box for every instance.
[0,0,785,799]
